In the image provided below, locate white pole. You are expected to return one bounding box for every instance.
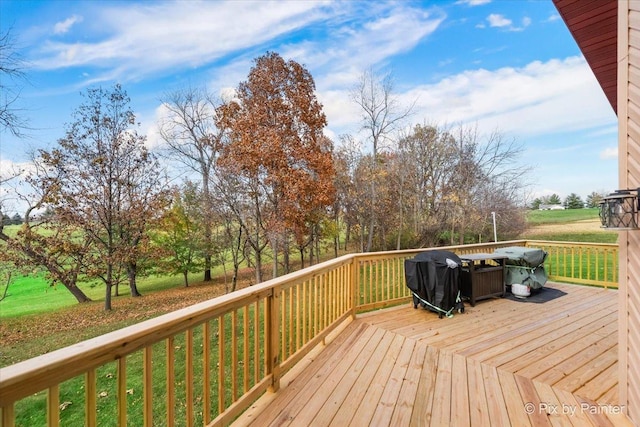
[492,211,497,242]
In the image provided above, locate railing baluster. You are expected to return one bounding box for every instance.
[218,316,225,414]
[232,310,238,402]
[322,275,328,331]
[368,260,373,305]
[85,369,96,427]
[1,404,15,427]
[117,357,126,427]
[288,287,294,358]
[143,346,152,427]
[267,288,281,392]
[312,276,317,338]
[166,337,175,427]
[203,322,211,424]
[302,280,308,345]
[185,329,193,427]
[296,283,301,352]
[47,384,59,427]
[281,289,287,359]
[254,300,261,384]
[243,306,249,395]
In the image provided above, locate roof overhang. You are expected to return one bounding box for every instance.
[553,0,617,114]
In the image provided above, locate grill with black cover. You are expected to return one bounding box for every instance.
[404,250,464,318]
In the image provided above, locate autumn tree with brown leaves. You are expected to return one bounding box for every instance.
[0,174,93,304]
[219,52,335,283]
[31,84,168,310]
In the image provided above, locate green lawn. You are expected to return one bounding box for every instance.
[524,207,617,244]
[0,273,207,319]
[526,207,600,224]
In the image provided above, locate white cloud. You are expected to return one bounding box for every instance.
[600,147,618,159]
[457,0,491,6]
[487,14,512,28]
[35,1,333,79]
[398,56,615,138]
[293,4,445,89]
[486,13,530,32]
[53,15,83,35]
[321,55,616,161]
[546,13,561,23]
[33,1,445,95]
[199,2,445,139]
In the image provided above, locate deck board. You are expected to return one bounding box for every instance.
[233,283,628,426]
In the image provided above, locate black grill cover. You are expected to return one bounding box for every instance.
[404,250,462,317]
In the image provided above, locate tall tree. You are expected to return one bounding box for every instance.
[219,51,335,282]
[158,87,225,282]
[38,84,168,310]
[332,136,363,252]
[395,124,460,246]
[351,69,412,251]
[450,126,528,244]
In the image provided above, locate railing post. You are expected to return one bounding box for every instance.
[266,287,281,392]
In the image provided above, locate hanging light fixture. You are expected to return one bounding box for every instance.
[599,189,640,230]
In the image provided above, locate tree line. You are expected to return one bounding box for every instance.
[530,192,607,210]
[0,50,528,310]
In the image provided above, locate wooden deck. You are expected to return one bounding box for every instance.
[232,283,633,426]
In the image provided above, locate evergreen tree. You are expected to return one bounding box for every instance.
[564,193,584,209]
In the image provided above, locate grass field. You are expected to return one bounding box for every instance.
[525,207,601,224]
[524,207,617,244]
[0,271,218,318]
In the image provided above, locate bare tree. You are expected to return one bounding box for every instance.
[158,87,224,282]
[0,28,29,137]
[351,69,413,251]
[451,125,529,243]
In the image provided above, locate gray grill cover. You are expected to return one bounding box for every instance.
[493,246,548,289]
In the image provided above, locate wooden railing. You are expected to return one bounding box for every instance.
[0,240,619,426]
[525,240,618,288]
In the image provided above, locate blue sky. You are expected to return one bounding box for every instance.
[0,0,618,210]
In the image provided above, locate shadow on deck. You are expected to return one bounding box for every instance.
[233,283,631,426]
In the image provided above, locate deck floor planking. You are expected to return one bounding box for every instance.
[232,283,627,426]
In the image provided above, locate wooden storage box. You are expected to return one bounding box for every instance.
[459,254,508,306]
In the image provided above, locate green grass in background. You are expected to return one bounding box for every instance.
[525,232,617,244]
[525,207,600,224]
[0,273,208,319]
